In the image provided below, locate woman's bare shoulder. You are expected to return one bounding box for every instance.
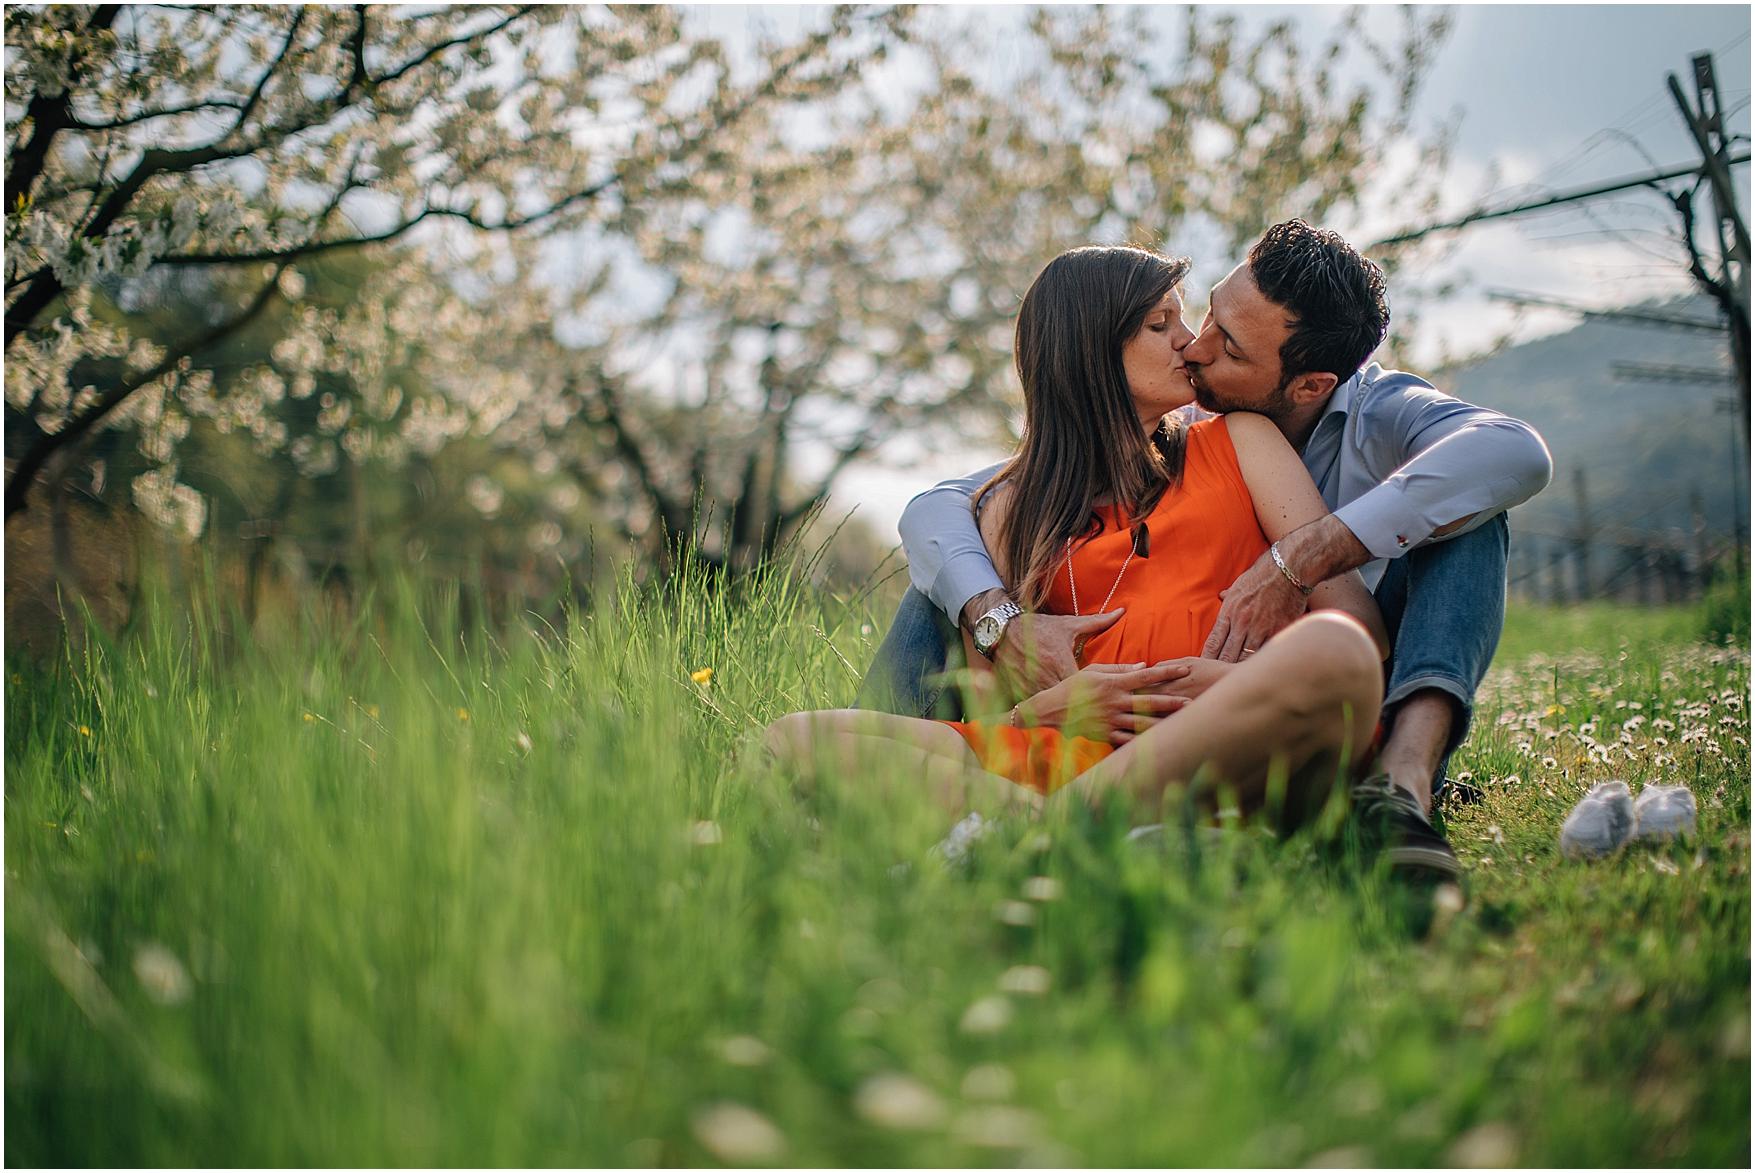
[1219,410,1282,445]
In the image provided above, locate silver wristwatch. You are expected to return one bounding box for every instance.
[971,600,1023,659]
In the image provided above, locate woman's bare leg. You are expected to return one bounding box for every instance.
[1069,612,1383,819]
[763,709,1040,814]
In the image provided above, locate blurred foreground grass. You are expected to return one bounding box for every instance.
[5,557,1749,1166]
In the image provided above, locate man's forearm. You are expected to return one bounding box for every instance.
[1274,514,1372,587]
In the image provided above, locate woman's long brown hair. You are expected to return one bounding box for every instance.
[976,245,1192,611]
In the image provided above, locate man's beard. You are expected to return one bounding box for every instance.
[1190,369,1295,422]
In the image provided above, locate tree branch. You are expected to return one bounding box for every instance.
[584,374,686,535]
[230,8,307,133]
[5,266,286,521]
[779,426,884,531]
[70,97,247,133]
[5,6,123,205]
[155,173,624,265]
[373,5,536,89]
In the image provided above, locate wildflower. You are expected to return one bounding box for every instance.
[456,708,470,722]
[690,667,714,685]
[513,730,533,754]
[961,1064,1017,1102]
[365,704,380,720]
[132,943,192,1006]
[855,1073,946,1131]
[719,1035,772,1067]
[691,1102,785,1164]
[1022,876,1061,902]
[1444,1122,1518,1167]
[952,1105,1039,1149]
[999,965,1052,996]
[302,712,315,723]
[993,900,1035,927]
[959,994,1013,1035]
[78,725,91,737]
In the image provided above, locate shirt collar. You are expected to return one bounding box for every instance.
[1319,366,1364,424]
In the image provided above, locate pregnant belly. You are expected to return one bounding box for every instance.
[1077,607,1213,666]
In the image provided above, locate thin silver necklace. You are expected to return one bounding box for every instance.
[1064,530,1135,616]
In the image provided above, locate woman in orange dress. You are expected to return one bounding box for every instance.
[766,245,1387,822]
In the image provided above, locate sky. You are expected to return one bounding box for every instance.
[788,2,1754,546]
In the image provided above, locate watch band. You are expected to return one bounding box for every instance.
[974,600,1023,658]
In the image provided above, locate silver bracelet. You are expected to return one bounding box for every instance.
[1270,541,1315,596]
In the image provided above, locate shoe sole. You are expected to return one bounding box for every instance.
[1384,842,1465,881]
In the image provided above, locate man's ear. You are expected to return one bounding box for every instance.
[1285,370,1338,406]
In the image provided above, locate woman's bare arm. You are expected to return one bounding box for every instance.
[1224,413,1390,658]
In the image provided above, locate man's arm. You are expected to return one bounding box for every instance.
[897,463,1008,624]
[1203,384,1552,660]
[1329,392,1553,563]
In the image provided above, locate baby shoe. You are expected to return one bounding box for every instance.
[933,811,993,868]
[1631,783,1697,842]
[1560,780,1635,859]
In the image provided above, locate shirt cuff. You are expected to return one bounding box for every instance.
[928,550,1007,625]
[1333,487,1435,561]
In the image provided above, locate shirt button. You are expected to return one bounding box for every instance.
[1396,534,1409,548]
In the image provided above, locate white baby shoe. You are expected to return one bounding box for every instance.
[1560,780,1635,859]
[1631,783,1697,843]
[933,811,993,868]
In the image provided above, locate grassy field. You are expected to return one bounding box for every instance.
[5,558,1750,1167]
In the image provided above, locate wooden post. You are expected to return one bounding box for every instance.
[1572,468,1594,599]
[1691,485,1711,596]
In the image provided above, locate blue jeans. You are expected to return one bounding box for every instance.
[856,515,1511,779]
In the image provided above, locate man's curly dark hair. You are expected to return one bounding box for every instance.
[1248,219,1390,384]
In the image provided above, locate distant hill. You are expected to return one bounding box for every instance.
[1436,296,1743,546]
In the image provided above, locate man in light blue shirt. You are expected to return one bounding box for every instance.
[859,220,1553,880]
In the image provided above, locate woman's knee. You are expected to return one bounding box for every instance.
[763,711,816,763]
[1269,613,1384,726]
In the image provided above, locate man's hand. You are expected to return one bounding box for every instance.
[1203,514,1371,661]
[994,609,1124,695]
[1201,554,1307,662]
[1022,661,1190,745]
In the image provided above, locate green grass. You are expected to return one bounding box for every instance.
[6,558,1750,1167]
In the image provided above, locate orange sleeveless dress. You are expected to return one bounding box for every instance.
[944,417,1269,794]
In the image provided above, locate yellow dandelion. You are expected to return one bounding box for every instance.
[302,712,316,723]
[690,667,714,685]
[365,704,380,720]
[456,707,470,722]
[78,725,92,737]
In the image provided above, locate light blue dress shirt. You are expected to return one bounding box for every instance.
[898,361,1554,616]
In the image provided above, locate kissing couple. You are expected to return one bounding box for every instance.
[766,220,1553,880]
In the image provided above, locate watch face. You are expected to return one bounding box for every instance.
[974,615,1000,652]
